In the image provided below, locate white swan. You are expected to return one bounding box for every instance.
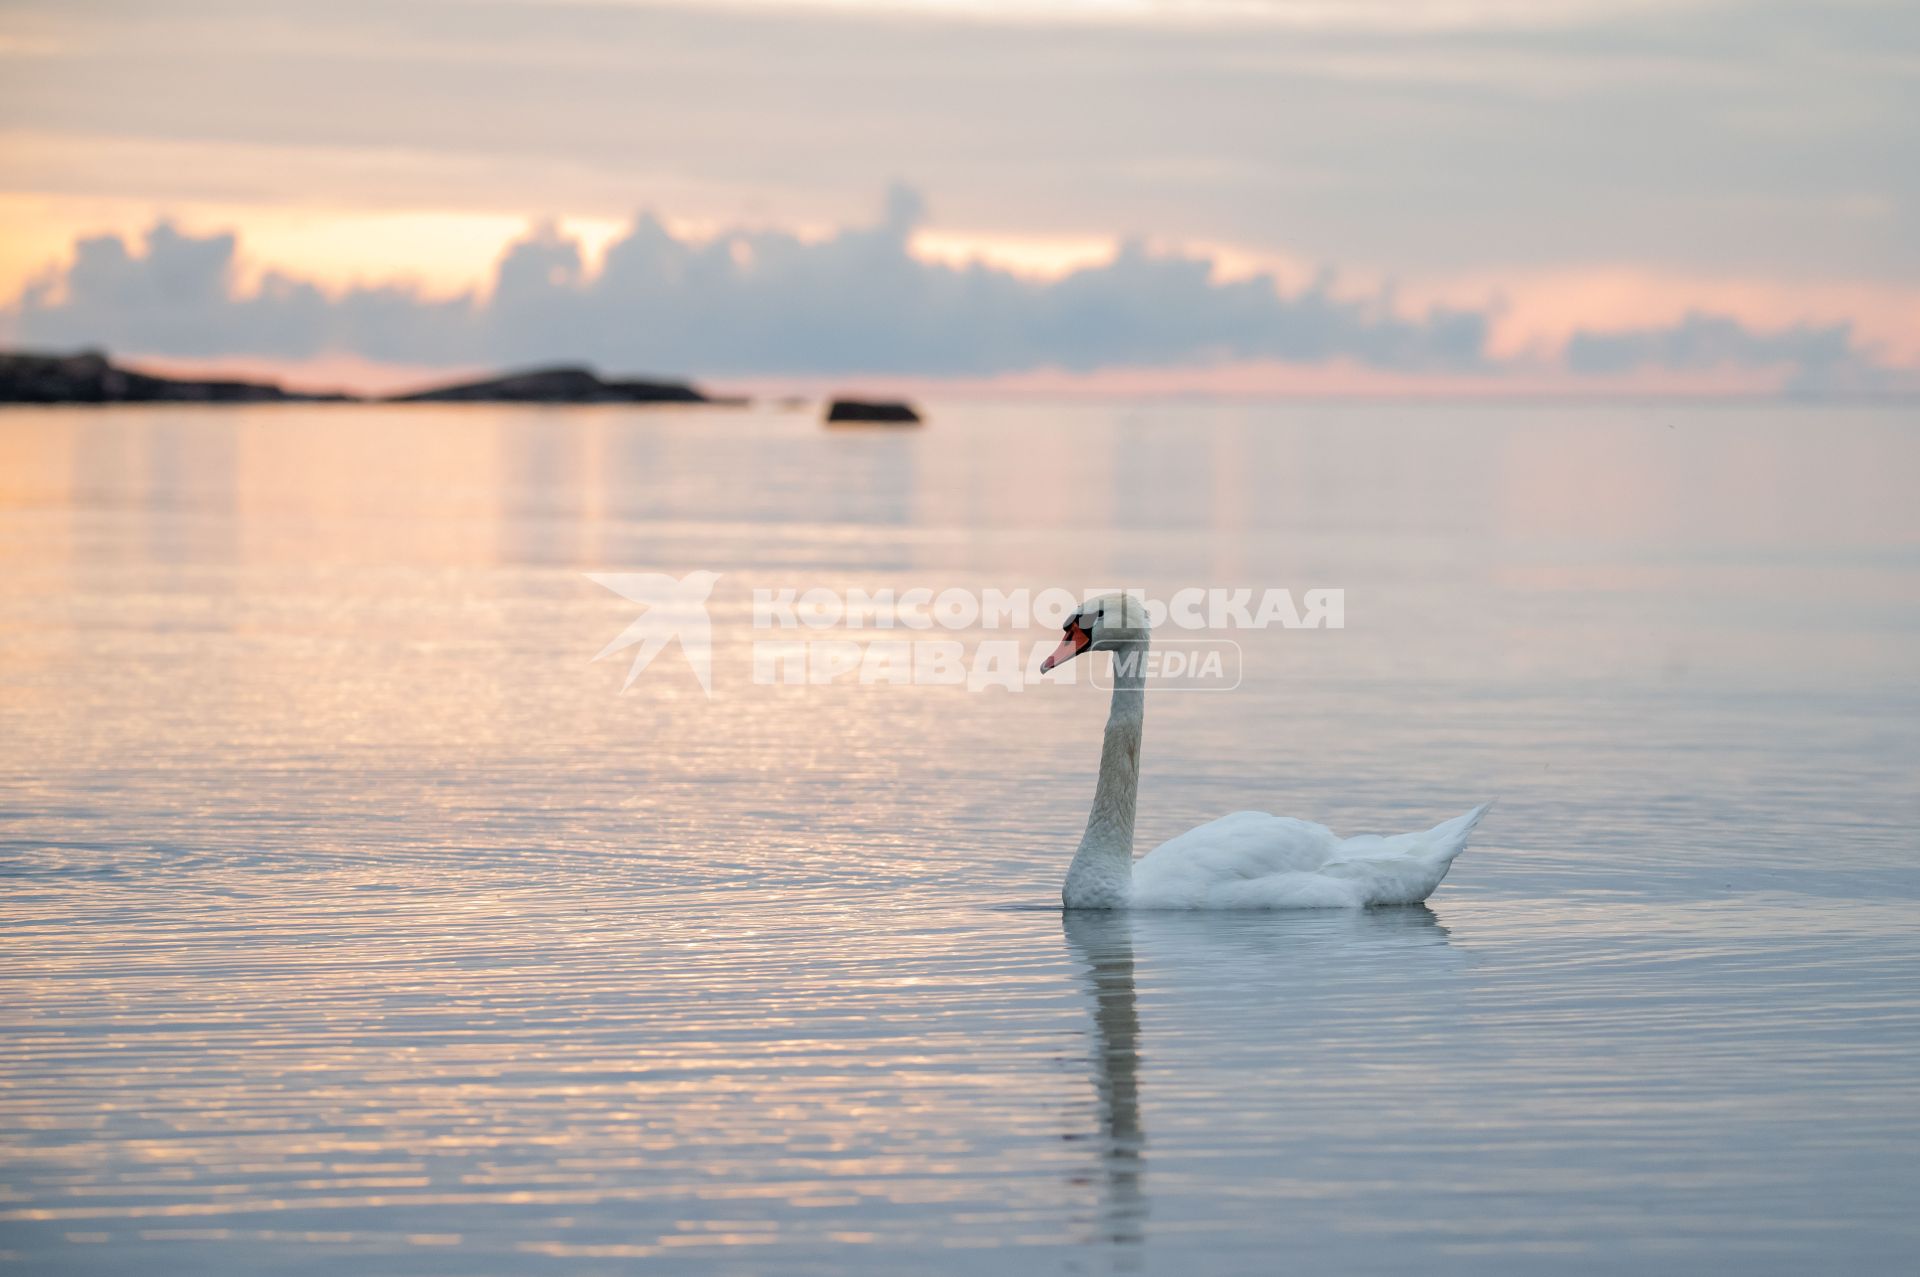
[1040,593,1490,910]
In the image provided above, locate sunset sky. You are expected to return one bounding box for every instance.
[0,0,1913,394]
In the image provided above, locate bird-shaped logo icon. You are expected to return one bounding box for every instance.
[587,570,721,695]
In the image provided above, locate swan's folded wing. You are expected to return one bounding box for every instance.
[1135,812,1344,884]
[1131,814,1365,908]
[1130,804,1491,909]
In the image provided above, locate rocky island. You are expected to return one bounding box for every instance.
[0,350,743,407]
[0,350,353,403]
[824,397,922,424]
[389,366,727,404]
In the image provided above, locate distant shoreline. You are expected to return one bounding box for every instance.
[0,349,739,407]
[5,347,1913,409]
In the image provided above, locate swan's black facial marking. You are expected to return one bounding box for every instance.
[1041,618,1094,673]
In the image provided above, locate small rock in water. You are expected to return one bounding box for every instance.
[825,398,921,424]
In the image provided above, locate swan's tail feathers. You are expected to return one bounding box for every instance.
[1424,800,1493,865]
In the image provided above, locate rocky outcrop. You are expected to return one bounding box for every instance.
[0,350,351,403]
[0,350,746,408]
[824,398,922,424]
[390,366,716,404]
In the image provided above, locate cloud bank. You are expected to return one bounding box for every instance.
[1,186,1897,393]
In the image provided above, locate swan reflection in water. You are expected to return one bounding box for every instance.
[1059,905,1456,1254]
[1062,910,1147,1248]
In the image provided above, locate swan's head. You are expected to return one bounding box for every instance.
[1040,592,1150,674]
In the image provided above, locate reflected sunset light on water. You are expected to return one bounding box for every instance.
[3,401,1918,1272]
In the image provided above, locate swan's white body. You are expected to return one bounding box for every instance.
[1126,806,1490,909]
[1048,595,1488,911]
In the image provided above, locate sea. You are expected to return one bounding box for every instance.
[2,399,1917,1274]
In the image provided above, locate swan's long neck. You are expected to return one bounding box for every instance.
[1063,643,1145,909]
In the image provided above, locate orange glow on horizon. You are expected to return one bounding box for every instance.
[726,358,1795,402]
[1430,267,1920,365]
[119,352,1808,401]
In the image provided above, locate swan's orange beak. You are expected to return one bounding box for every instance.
[1040,620,1092,674]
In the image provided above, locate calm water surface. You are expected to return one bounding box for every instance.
[2,401,1918,1275]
